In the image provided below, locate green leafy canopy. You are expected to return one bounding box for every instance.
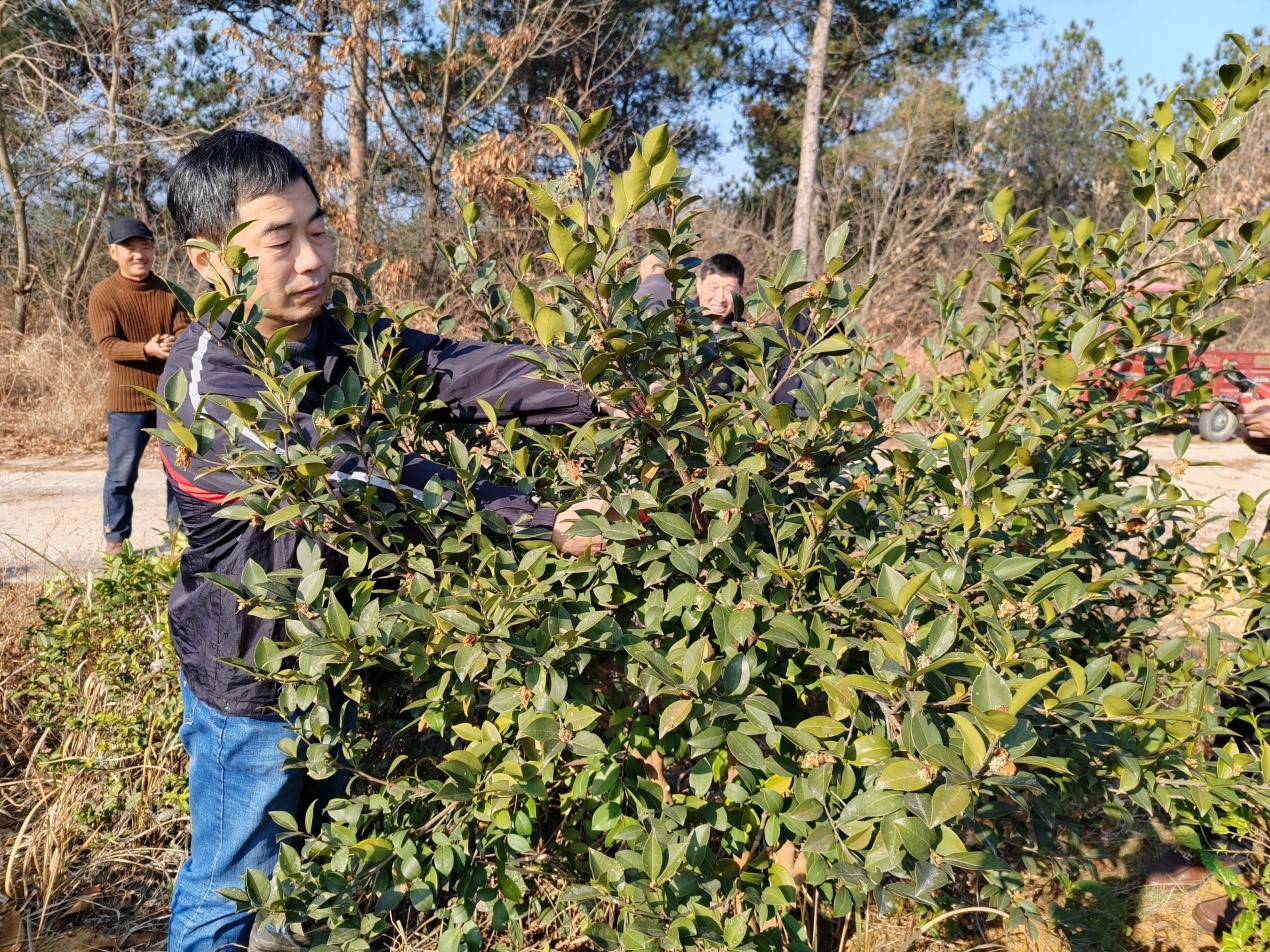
[155,49,1270,951]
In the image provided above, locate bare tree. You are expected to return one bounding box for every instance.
[821,73,987,336]
[346,0,371,242]
[790,0,833,262]
[0,0,240,332]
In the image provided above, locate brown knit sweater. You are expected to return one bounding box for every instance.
[88,272,189,413]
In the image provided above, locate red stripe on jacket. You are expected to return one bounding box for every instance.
[161,451,236,505]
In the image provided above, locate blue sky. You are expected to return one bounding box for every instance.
[700,0,1270,186]
[972,0,1269,101]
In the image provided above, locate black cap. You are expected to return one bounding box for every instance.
[107,217,154,244]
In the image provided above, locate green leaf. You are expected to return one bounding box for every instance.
[949,713,987,772]
[1102,694,1137,717]
[533,307,565,345]
[1212,137,1241,162]
[577,106,614,148]
[542,122,580,164]
[508,177,560,221]
[642,124,670,165]
[564,241,598,276]
[1126,140,1150,172]
[511,282,535,322]
[986,556,1042,581]
[990,187,1014,224]
[648,511,695,540]
[548,221,576,265]
[659,699,693,737]
[435,608,480,635]
[1186,98,1217,127]
[930,784,971,825]
[1008,669,1061,715]
[971,666,1011,713]
[727,609,755,645]
[720,653,752,695]
[1042,354,1078,391]
[569,730,608,757]
[244,867,272,905]
[263,504,302,531]
[941,850,1010,871]
[824,220,851,262]
[726,731,766,770]
[797,716,844,739]
[876,759,935,792]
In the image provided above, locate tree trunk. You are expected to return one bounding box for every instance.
[58,0,124,326]
[791,0,834,262]
[347,0,371,244]
[306,0,329,172]
[0,121,35,336]
[126,144,149,221]
[59,165,118,326]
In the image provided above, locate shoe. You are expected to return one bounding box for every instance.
[102,540,125,556]
[1193,896,1244,934]
[1143,850,1211,888]
[247,923,309,951]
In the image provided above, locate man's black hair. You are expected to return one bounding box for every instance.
[699,253,745,286]
[168,130,320,242]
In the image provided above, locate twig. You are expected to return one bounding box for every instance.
[0,531,79,579]
[895,906,1012,952]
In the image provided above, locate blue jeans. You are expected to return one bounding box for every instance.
[104,410,176,543]
[169,676,346,952]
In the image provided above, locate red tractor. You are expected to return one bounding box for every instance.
[1111,344,1270,441]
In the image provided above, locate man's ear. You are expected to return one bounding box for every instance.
[186,243,226,287]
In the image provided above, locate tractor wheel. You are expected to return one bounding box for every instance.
[1198,404,1239,442]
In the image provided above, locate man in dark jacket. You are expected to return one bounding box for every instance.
[160,130,605,952]
[636,252,821,409]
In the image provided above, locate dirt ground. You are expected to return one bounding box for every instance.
[0,444,171,583]
[3,432,1270,584]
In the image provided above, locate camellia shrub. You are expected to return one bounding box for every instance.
[159,49,1270,952]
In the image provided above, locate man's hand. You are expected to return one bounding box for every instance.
[552,499,615,557]
[144,333,174,359]
[1240,397,1270,440]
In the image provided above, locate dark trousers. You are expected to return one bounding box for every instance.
[103,410,175,543]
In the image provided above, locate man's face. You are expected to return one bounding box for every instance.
[699,272,742,319]
[108,237,155,282]
[194,177,333,338]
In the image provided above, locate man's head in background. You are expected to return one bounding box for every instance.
[107,217,156,283]
[168,130,332,339]
[697,253,744,320]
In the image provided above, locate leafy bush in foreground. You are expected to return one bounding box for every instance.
[22,550,180,746]
[4,548,186,918]
[158,49,1270,952]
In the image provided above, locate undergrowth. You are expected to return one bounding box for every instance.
[0,547,187,943]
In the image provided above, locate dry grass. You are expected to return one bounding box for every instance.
[0,329,106,458]
[0,572,183,952]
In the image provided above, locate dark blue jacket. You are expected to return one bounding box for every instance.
[159,311,594,715]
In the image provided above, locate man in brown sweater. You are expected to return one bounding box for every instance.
[88,217,189,554]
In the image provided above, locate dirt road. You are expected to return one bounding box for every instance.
[3,433,1270,584]
[0,447,171,583]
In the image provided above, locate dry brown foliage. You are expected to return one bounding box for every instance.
[0,328,105,457]
[448,131,542,224]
